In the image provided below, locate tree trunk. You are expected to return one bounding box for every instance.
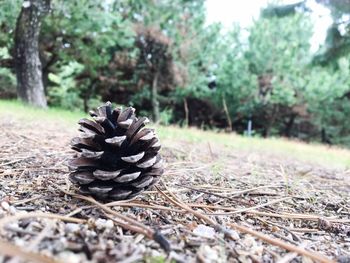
[14,0,50,107]
[284,113,296,137]
[151,71,160,123]
[222,95,232,131]
[263,105,277,137]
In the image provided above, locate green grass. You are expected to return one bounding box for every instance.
[157,125,350,168]
[0,99,86,125]
[1,99,350,168]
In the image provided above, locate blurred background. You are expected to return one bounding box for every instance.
[1,0,350,146]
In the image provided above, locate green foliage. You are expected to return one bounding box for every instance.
[159,108,173,125]
[305,57,350,144]
[0,0,21,47]
[1,0,350,147]
[48,61,84,110]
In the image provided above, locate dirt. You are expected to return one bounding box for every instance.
[0,114,349,263]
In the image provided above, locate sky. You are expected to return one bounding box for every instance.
[205,0,333,52]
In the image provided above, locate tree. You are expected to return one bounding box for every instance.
[244,12,312,136]
[14,0,50,107]
[311,0,350,65]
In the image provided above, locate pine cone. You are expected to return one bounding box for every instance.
[68,102,163,200]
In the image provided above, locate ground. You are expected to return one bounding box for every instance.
[0,100,349,263]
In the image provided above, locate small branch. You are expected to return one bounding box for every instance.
[0,239,60,263]
[276,242,308,263]
[55,185,171,252]
[0,212,85,233]
[157,181,335,263]
[208,197,291,215]
[228,223,335,263]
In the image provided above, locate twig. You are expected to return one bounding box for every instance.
[156,182,241,241]
[0,156,35,167]
[0,212,85,233]
[12,195,42,205]
[106,201,183,213]
[157,181,335,263]
[7,220,53,263]
[245,211,350,223]
[207,197,291,215]
[188,203,350,223]
[277,243,308,263]
[257,218,301,243]
[0,239,60,263]
[156,184,216,225]
[55,185,171,252]
[177,184,249,204]
[228,223,335,263]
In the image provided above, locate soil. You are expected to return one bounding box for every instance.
[0,114,349,263]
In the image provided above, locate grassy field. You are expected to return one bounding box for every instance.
[1,99,350,168]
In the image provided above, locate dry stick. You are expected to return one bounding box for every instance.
[245,211,350,223]
[55,186,149,231]
[276,243,308,263]
[56,187,170,252]
[0,239,61,263]
[287,228,321,233]
[155,185,216,225]
[27,220,53,250]
[186,204,350,223]
[156,183,238,241]
[102,212,152,237]
[156,182,335,263]
[257,217,301,243]
[177,184,248,203]
[7,221,53,263]
[145,188,190,194]
[228,223,335,263]
[72,194,153,234]
[180,184,282,201]
[0,156,35,167]
[0,212,85,233]
[207,197,291,216]
[106,201,183,213]
[12,195,41,205]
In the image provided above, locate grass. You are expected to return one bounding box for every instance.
[1,99,350,168]
[0,99,86,125]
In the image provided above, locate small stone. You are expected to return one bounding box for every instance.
[197,245,218,262]
[9,206,16,214]
[193,224,216,239]
[65,223,80,233]
[1,201,9,211]
[105,219,114,229]
[95,218,106,230]
[95,218,114,230]
[57,251,86,263]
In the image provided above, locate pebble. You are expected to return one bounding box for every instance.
[57,251,86,263]
[95,218,114,230]
[1,201,9,211]
[65,223,80,233]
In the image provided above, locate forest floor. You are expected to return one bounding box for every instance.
[0,100,349,263]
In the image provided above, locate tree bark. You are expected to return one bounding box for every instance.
[284,113,296,137]
[151,71,160,123]
[14,0,50,107]
[222,96,232,131]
